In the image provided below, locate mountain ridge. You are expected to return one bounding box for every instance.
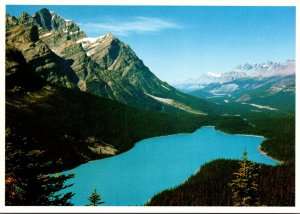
[6,8,219,115]
[190,74,295,111]
[175,60,295,92]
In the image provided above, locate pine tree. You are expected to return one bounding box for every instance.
[228,149,260,206]
[86,189,105,206]
[5,128,75,205]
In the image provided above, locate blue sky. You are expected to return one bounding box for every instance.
[6,5,295,84]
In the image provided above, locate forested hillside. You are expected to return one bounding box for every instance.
[148,160,295,206]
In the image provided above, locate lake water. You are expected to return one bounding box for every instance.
[61,126,277,206]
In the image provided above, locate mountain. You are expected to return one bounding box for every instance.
[174,72,223,92]
[6,8,221,115]
[232,60,295,78]
[175,60,295,92]
[6,18,80,88]
[172,60,295,111]
[190,74,295,111]
[5,44,194,169]
[5,44,251,170]
[5,7,238,170]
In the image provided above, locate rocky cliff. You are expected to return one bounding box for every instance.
[6,8,218,114]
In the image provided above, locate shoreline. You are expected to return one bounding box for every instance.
[212,126,265,138]
[135,126,285,167]
[258,145,284,165]
[61,125,282,173]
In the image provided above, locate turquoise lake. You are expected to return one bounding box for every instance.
[61,126,277,206]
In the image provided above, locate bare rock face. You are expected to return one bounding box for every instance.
[21,42,79,88]
[6,8,210,114]
[6,14,18,28]
[76,34,174,108]
[33,8,52,31]
[6,24,39,43]
[6,21,78,89]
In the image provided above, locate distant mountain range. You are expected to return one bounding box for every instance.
[182,60,295,111]
[6,8,221,115]
[175,60,295,92]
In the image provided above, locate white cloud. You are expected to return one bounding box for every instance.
[78,16,181,36]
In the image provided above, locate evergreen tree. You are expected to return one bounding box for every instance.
[86,189,104,206]
[228,149,260,206]
[5,128,75,205]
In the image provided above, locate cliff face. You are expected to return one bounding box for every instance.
[6,22,79,88]
[6,8,215,114]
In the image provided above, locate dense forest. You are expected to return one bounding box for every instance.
[147,159,295,206]
[146,96,295,206]
[218,111,295,163]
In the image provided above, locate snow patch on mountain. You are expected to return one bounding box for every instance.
[210,84,239,94]
[76,33,115,56]
[174,60,295,92]
[161,84,171,91]
[233,60,295,77]
[206,72,221,78]
[39,32,52,38]
[249,103,278,111]
[77,37,99,44]
[69,30,83,35]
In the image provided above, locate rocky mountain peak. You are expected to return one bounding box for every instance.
[33,8,52,31]
[105,32,115,39]
[175,59,295,92]
[19,11,30,19]
[95,33,119,45]
[233,60,295,77]
[6,8,211,115]
[48,11,80,33]
[9,8,86,42]
[6,14,18,28]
